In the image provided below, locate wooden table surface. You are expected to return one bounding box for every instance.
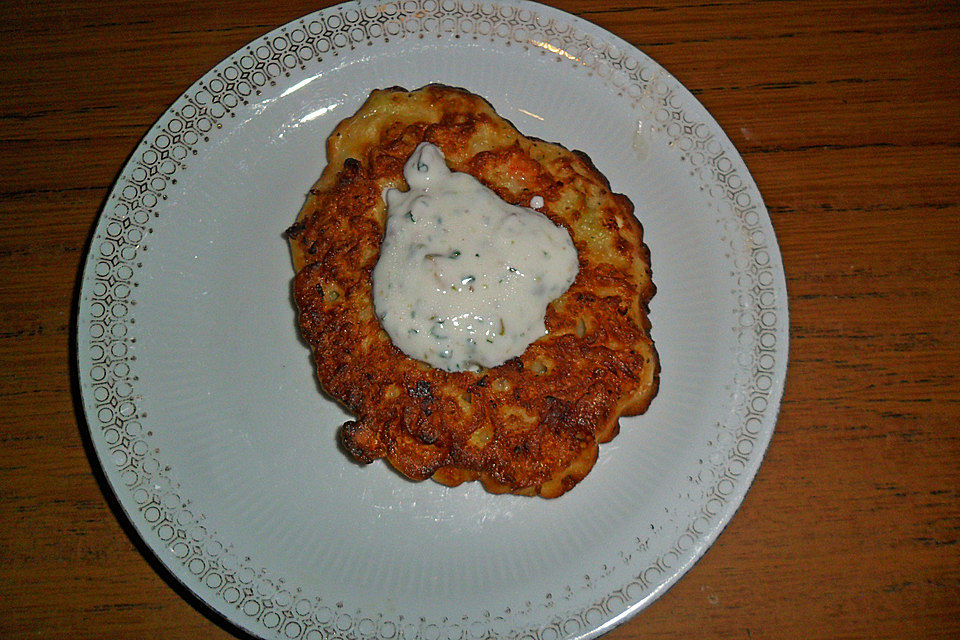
[2,1,958,638]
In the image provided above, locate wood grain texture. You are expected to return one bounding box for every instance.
[1,1,957,638]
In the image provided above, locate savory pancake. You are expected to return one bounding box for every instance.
[286,84,658,498]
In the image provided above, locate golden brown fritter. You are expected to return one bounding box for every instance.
[286,85,658,498]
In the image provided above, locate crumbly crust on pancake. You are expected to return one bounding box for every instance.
[286,85,658,498]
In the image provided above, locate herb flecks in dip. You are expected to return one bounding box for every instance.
[373,142,578,372]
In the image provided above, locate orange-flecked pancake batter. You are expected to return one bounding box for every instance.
[286,85,658,498]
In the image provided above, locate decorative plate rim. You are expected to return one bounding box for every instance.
[75,2,788,639]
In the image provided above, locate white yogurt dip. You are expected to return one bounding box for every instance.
[372,142,579,372]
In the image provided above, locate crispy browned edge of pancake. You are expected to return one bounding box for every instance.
[287,84,659,498]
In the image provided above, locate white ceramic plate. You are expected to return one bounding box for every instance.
[76,2,788,639]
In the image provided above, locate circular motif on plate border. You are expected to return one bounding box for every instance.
[78,1,785,638]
